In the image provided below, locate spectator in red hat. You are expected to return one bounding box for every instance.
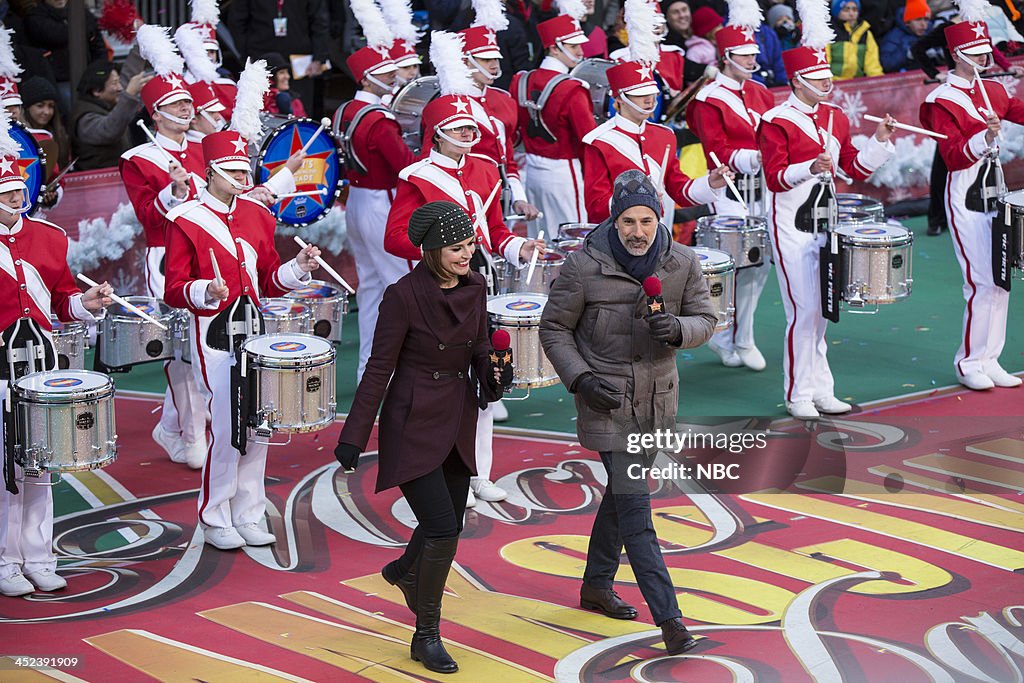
[663,0,718,64]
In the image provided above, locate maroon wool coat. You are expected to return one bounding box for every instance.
[339,262,498,492]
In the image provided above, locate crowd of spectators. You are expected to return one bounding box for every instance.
[0,0,1020,176]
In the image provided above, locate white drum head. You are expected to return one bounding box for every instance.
[837,194,883,210]
[1003,189,1024,208]
[487,293,548,319]
[243,334,332,359]
[261,300,309,317]
[113,297,169,319]
[693,247,734,272]
[16,370,110,394]
[288,281,342,300]
[706,216,762,232]
[834,223,908,243]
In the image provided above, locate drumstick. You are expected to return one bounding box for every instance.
[863,114,947,140]
[76,274,168,330]
[292,235,356,294]
[274,189,328,199]
[299,117,332,156]
[973,67,1002,142]
[524,230,544,287]
[136,120,179,167]
[209,248,224,289]
[503,211,545,222]
[41,158,77,193]
[708,151,744,206]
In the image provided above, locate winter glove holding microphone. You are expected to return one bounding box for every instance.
[488,330,515,393]
[643,276,681,345]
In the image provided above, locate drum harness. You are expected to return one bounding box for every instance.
[206,296,266,456]
[2,317,57,492]
[333,101,391,176]
[516,70,572,143]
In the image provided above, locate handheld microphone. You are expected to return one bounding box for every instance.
[490,330,513,392]
[642,276,665,318]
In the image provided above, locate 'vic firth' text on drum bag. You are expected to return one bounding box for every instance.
[993,204,1013,292]
[820,231,842,323]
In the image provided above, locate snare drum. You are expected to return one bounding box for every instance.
[695,215,768,269]
[833,223,913,305]
[501,251,565,294]
[242,334,336,433]
[260,299,313,334]
[837,194,885,223]
[998,190,1024,268]
[692,247,735,331]
[486,293,560,388]
[285,281,349,342]
[97,297,177,369]
[557,222,598,242]
[14,370,117,473]
[553,238,584,255]
[51,316,86,370]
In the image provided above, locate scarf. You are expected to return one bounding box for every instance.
[609,225,665,282]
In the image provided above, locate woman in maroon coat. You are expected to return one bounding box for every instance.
[334,201,508,675]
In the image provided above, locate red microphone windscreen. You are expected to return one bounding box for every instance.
[492,329,511,350]
[642,276,663,297]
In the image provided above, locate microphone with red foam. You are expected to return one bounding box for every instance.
[490,330,514,392]
[643,276,665,318]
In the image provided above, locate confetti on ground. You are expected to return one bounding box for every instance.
[528,413,544,417]
[916,327,931,332]
[902,384,915,388]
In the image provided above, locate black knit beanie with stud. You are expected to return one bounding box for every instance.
[408,201,475,250]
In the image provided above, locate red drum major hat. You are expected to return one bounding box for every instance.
[203,130,250,172]
[945,21,993,55]
[389,41,421,67]
[0,112,26,195]
[460,26,503,59]
[141,73,192,113]
[187,80,225,112]
[0,77,20,107]
[608,61,661,97]
[782,46,833,80]
[347,46,397,81]
[716,25,760,55]
[538,15,588,48]
[423,95,477,132]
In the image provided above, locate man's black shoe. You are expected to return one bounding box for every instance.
[580,584,638,620]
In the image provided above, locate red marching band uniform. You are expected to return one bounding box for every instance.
[583,61,722,223]
[919,20,1024,390]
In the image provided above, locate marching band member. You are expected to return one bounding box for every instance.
[687,0,776,371]
[339,0,416,382]
[757,0,896,420]
[178,0,237,120]
[583,59,730,223]
[386,32,545,506]
[185,81,227,142]
[609,0,692,99]
[919,0,1024,391]
[163,66,321,549]
[0,112,113,597]
[510,4,595,237]
[380,0,423,92]
[120,25,209,469]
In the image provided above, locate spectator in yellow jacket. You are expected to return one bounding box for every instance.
[829,0,884,79]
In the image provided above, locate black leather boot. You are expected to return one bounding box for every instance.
[580,583,638,620]
[660,618,698,655]
[410,536,459,674]
[382,558,418,616]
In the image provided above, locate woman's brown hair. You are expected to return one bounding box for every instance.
[421,247,455,283]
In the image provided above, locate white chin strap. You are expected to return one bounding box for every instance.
[199,109,226,132]
[726,52,760,75]
[620,95,656,117]
[467,55,502,83]
[436,128,481,149]
[211,162,254,191]
[367,73,397,95]
[959,49,992,72]
[557,42,582,65]
[0,193,30,215]
[797,74,833,98]
[157,109,195,126]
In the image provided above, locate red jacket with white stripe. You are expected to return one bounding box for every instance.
[385,150,526,263]
[509,57,596,160]
[119,134,206,249]
[163,192,308,316]
[920,73,1024,173]
[582,114,719,223]
[687,74,775,174]
[759,95,885,194]
[338,91,414,190]
[0,216,95,332]
[465,85,525,202]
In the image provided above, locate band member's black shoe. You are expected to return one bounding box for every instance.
[660,618,699,655]
[382,559,418,616]
[580,584,639,620]
[410,536,459,674]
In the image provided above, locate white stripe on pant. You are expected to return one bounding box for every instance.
[523,154,586,239]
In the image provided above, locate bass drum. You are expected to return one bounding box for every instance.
[390,76,440,155]
[254,117,342,227]
[9,120,44,213]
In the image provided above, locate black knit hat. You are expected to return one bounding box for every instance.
[20,76,58,108]
[260,52,290,74]
[77,59,115,96]
[408,201,475,250]
[610,169,662,221]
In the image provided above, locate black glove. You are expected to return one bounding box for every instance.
[574,372,622,414]
[334,442,361,472]
[487,350,514,393]
[648,313,681,345]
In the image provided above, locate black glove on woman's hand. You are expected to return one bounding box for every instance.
[335,442,361,472]
[648,314,682,345]
[574,372,622,414]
